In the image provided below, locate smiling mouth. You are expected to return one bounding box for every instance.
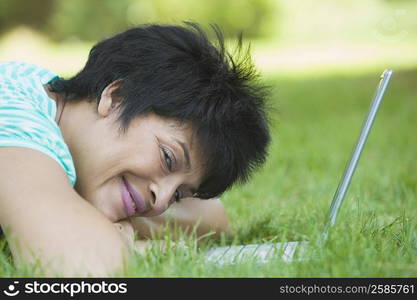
[121,176,147,217]
[127,189,137,211]
[121,176,137,217]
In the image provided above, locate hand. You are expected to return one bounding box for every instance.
[113,221,190,256]
[113,220,135,249]
[113,221,182,255]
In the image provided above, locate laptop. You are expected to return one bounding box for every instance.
[205,69,393,265]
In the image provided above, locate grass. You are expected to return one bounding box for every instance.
[2,0,417,277]
[1,66,416,277]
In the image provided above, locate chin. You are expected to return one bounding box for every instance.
[95,200,120,222]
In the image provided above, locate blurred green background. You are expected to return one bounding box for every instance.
[1,0,417,277]
[1,0,417,76]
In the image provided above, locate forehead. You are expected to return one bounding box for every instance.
[142,113,195,146]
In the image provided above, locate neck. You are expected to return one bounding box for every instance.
[43,85,92,159]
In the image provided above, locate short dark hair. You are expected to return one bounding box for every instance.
[50,22,271,199]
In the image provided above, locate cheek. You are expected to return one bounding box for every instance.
[131,141,162,174]
[80,176,124,222]
[73,145,127,205]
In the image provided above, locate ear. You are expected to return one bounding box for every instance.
[97,80,123,117]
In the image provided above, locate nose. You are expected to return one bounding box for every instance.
[149,181,177,216]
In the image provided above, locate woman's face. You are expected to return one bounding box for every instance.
[61,83,206,223]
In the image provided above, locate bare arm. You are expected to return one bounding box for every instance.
[130,197,232,240]
[0,147,131,277]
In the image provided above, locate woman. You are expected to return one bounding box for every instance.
[0,22,270,276]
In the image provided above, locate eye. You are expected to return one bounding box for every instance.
[161,147,182,202]
[162,147,175,171]
[174,190,182,202]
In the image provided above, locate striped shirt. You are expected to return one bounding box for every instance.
[0,61,76,186]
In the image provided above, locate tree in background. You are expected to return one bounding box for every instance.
[0,0,278,41]
[0,0,55,34]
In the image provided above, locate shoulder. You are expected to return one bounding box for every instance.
[0,62,76,186]
[0,61,57,84]
[0,61,58,118]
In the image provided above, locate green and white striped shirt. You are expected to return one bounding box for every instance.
[0,61,76,186]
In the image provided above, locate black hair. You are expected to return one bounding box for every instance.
[50,22,271,199]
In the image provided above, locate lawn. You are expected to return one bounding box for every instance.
[1,65,415,277]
